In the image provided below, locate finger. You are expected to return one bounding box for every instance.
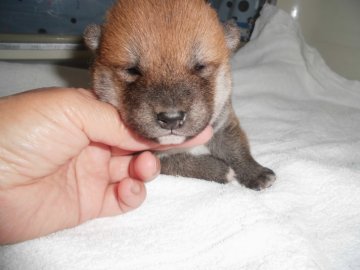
[128,151,160,182]
[99,178,146,217]
[109,151,160,183]
[1,87,154,152]
[108,155,132,183]
[68,89,159,152]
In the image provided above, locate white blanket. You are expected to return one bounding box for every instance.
[1,5,360,269]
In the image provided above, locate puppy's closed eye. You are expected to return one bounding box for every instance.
[114,65,142,83]
[192,63,216,77]
[194,63,206,72]
[126,66,142,76]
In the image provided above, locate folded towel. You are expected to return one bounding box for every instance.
[1,5,360,270]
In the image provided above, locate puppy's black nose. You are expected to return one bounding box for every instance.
[157,111,186,130]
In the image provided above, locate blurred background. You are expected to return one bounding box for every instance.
[0,0,359,80]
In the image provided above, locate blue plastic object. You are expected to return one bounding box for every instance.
[0,0,274,41]
[0,0,115,35]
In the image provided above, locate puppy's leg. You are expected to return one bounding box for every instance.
[209,111,276,190]
[160,154,234,184]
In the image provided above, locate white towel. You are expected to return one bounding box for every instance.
[1,5,360,270]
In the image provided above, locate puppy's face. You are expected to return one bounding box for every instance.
[85,0,240,144]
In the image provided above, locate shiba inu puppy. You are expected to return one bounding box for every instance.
[84,0,275,189]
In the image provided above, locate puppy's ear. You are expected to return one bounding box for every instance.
[223,20,241,52]
[83,24,102,51]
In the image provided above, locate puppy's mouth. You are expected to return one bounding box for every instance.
[155,126,192,145]
[157,134,187,145]
[150,124,206,145]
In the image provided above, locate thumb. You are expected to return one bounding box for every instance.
[64,88,158,152]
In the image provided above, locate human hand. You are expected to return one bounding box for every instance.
[0,87,212,244]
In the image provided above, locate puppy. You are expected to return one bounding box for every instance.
[84,0,275,190]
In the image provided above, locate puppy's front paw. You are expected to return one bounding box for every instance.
[243,167,276,191]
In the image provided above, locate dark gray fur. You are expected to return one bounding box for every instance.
[160,103,275,190]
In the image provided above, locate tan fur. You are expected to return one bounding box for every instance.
[100,1,228,68]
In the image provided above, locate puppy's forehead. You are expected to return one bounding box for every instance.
[99,0,228,66]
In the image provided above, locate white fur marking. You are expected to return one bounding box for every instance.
[156,145,209,158]
[94,70,119,108]
[188,145,211,156]
[158,135,186,145]
[229,181,241,187]
[263,174,276,189]
[211,64,232,130]
[226,167,237,183]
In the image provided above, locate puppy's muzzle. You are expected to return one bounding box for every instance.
[157,111,186,130]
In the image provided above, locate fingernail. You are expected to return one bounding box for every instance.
[150,157,161,181]
[131,180,142,194]
[156,156,161,173]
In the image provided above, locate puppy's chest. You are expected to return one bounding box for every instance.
[156,145,211,159]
